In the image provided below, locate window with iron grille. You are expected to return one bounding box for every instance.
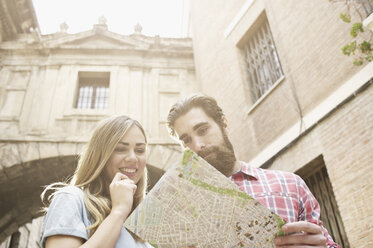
[243,17,283,103]
[75,71,110,109]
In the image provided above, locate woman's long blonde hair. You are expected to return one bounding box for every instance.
[42,115,148,236]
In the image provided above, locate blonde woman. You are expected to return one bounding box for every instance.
[41,115,152,248]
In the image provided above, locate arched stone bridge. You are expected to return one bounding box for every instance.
[0,140,182,243]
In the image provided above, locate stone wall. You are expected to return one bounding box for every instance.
[189,0,362,161]
[0,23,198,244]
[189,0,373,246]
[269,81,373,247]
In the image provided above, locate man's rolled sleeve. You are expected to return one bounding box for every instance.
[296,176,341,248]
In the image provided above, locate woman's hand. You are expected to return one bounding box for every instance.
[109,172,137,222]
[46,173,138,248]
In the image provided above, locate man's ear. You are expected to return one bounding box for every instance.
[222,116,228,128]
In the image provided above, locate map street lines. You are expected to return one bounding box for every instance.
[125,149,285,248]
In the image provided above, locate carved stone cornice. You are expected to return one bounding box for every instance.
[0,0,39,41]
[0,28,194,59]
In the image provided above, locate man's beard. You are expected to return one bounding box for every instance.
[197,130,236,177]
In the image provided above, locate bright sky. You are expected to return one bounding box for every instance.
[32,0,190,38]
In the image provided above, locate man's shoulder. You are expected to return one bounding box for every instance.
[263,167,300,178]
[240,161,303,182]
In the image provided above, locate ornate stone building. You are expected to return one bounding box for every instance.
[0,1,198,247]
[3,0,373,247]
[188,0,373,247]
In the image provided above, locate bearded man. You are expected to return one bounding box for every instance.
[167,94,340,248]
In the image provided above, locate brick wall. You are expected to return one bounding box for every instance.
[189,0,373,246]
[189,0,362,161]
[269,83,373,247]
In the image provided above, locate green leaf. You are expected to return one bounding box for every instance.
[350,23,364,37]
[353,58,363,66]
[366,53,373,62]
[359,41,372,53]
[341,41,357,55]
[340,13,351,23]
[341,45,350,55]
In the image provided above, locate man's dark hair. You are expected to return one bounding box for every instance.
[167,94,225,137]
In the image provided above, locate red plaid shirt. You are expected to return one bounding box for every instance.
[230,161,340,248]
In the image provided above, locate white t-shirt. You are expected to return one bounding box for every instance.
[41,185,152,248]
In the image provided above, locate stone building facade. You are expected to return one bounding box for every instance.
[2,0,373,247]
[0,2,198,247]
[189,0,373,247]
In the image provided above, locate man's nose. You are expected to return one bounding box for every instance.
[191,137,206,153]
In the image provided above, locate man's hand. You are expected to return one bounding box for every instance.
[274,221,327,247]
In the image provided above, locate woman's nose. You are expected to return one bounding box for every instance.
[125,150,138,162]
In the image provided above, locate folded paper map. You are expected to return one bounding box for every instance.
[125,149,286,248]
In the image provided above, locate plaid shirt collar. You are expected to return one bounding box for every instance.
[235,161,259,180]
